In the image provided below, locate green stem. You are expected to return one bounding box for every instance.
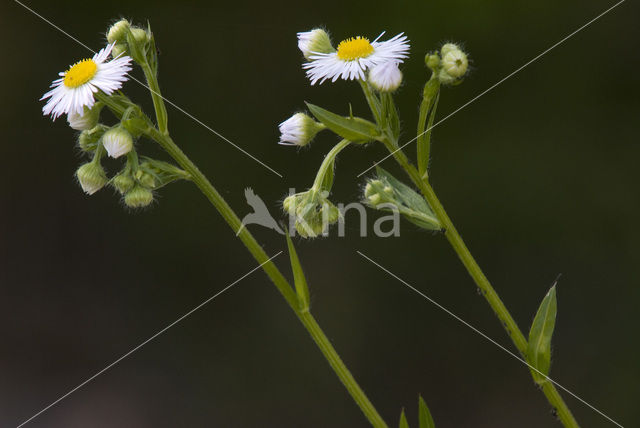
[146,126,387,428]
[311,139,351,191]
[381,140,579,428]
[100,70,387,426]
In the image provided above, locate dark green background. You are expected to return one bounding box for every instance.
[1,0,638,427]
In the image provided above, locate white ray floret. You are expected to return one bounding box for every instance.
[303,32,409,85]
[41,43,132,120]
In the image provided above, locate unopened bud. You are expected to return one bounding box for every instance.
[102,127,134,159]
[130,28,149,44]
[78,125,107,152]
[368,61,403,92]
[124,185,154,208]
[76,162,108,195]
[68,104,102,131]
[297,29,335,60]
[107,19,130,44]
[112,172,135,194]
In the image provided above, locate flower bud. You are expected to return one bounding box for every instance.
[135,169,156,188]
[112,172,135,194]
[368,60,403,92]
[102,127,134,159]
[283,190,340,238]
[297,29,335,60]
[112,43,128,58]
[425,53,440,72]
[68,104,103,131]
[78,125,107,152]
[76,162,108,195]
[124,185,154,208]
[107,19,130,44]
[438,44,468,85]
[130,28,149,45]
[278,113,325,147]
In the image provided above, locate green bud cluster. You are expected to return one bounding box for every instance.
[283,189,340,238]
[425,43,469,85]
[106,19,152,64]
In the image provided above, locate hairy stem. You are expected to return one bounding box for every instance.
[99,67,387,426]
[382,140,579,428]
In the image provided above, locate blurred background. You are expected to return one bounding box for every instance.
[1,0,638,426]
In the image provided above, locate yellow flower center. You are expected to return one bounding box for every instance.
[336,37,374,61]
[63,59,98,88]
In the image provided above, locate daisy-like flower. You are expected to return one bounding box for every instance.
[368,60,403,92]
[278,113,325,147]
[41,43,132,120]
[303,32,409,85]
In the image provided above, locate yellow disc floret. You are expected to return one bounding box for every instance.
[336,37,374,61]
[64,59,98,88]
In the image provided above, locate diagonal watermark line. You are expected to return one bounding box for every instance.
[357,0,626,178]
[356,250,625,428]
[14,0,283,178]
[16,252,282,428]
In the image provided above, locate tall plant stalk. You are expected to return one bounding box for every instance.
[98,66,388,428]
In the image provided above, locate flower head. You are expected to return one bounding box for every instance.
[303,32,409,85]
[283,189,340,238]
[102,127,134,159]
[76,162,108,195]
[368,60,403,92]
[437,43,468,84]
[41,43,132,120]
[297,29,334,60]
[278,113,325,147]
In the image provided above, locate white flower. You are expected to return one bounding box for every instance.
[303,32,409,85]
[368,60,403,92]
[297,29,334,60]
[41,43,132,120]
[102,127,134,158]
[278,113,325,147]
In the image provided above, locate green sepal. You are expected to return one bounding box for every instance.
[285,232,311,311]
[527,285,557,384]
[398,408,410,428]
[306,102,380,143]
[418,395,435,428]
[375,167,441,231]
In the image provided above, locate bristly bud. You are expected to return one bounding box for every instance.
[124,185,154,208]
[78,124,108,153]
[76,162,108,195]
[112,43,128,58]
[102,127,134,159]
[112,172,135,194]
[278,113,326,147]
[283,189,341,238]
[130,27,149,45]
[67,104,103,131]
[107,19,131,44]
[425,53,440,72]
[438,43,468,85]
[368,60,403,92]
[297,29,335,60]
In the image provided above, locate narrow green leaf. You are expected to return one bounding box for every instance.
[398,408,410,428]
[527,285,557,384]
[306,102,380,143]
[418,395,436,428]
[285,233,310,311]
[416,78,441,176]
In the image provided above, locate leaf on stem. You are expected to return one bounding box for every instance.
[398,408,410,428]
[418,395,436,428]
[306,102,380,143]
[417,78,441,176]
[285,232,311,311]
[527,284,558,384]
